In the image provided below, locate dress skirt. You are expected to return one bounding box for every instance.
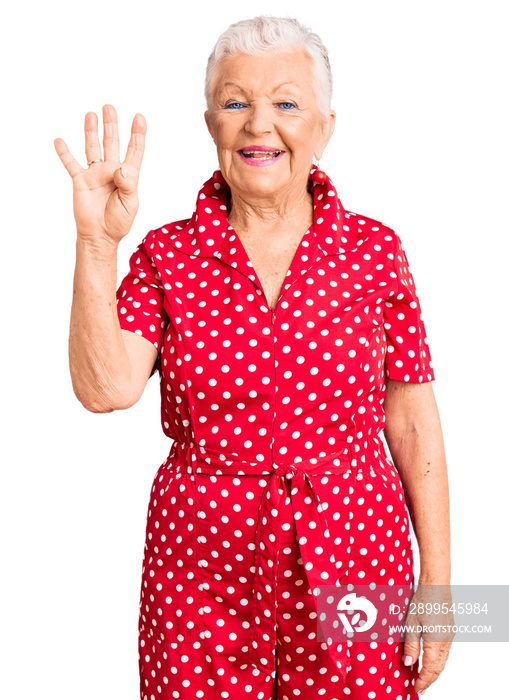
[136,440,420,700]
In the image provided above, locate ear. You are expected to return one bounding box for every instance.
[315,110,336,161]
[204,110,216,143]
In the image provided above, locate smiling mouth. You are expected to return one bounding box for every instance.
[239,149,283,159]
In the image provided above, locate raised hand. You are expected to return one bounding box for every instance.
[54,104,147,247]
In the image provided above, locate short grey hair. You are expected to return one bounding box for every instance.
[205,16,333,115]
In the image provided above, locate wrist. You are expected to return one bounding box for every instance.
[76,235,119,259]
[418,568,451,585]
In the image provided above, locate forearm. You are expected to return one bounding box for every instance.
[385,397,451,584]
[69,238,132,412]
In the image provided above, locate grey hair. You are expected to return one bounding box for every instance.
[205,16,333,115]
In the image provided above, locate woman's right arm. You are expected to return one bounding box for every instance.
[69,238,157,413]
[56,104,156,413]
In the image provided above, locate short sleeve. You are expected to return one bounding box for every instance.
[384,232,435,383]
[116,229,169,377]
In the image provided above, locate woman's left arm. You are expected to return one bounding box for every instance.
[383,378,450,584]
[383,378,453,694]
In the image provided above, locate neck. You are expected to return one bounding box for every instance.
[227,184,314,237]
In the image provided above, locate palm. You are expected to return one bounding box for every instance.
[54,104,146,245]
[72,162,130,243]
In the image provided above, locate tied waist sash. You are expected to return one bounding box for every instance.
[166,437,390,682]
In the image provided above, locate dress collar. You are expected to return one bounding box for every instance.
[164,167,375,307]
[166,165,368,261]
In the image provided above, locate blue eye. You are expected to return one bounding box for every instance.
[224,102,245,110]
[278,102,296,110]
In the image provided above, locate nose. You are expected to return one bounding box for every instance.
[244,102,275,137]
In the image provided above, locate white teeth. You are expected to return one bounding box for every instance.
[242,150,282,158]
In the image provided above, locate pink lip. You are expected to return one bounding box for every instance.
[241,145,284,151]
[237,146,286,167]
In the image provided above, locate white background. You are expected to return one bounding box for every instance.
[2,0,508,697]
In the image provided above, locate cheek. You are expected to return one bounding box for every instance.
[285,123,317,150]
[214,120,238,148]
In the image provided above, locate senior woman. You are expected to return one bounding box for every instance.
[55,16,451,700]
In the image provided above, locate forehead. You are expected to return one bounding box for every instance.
[211,47,316,98]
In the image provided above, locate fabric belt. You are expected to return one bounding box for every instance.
[166,437,390,683]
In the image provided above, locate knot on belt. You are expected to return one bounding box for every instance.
[272,463,300,479]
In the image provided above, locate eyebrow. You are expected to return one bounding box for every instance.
[217,81,301,97]
[272,81,300,91]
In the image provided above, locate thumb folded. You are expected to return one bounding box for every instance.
[403,641,420,665]
[114,165,136,195]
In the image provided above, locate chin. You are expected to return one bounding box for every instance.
[231,169,287,197]
[239,182,281,199]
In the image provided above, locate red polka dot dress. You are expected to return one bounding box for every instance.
[116,167,435,700]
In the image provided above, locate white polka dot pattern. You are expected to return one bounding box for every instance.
[384,235,433,383]
[115,169,434,698]
[116,234,168,376]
